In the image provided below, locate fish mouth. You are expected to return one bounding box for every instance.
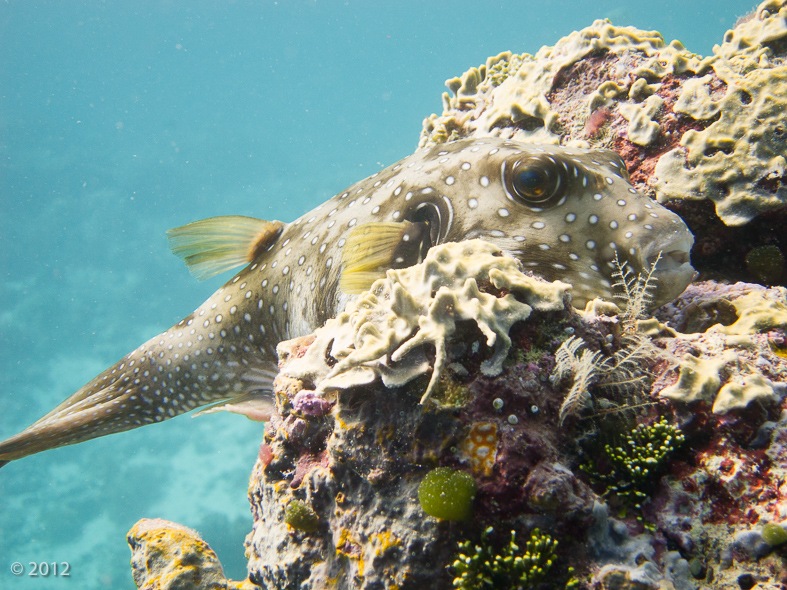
[640,228,696,307]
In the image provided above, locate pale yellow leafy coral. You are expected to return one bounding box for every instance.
[710,288,787,335]
[278,240,569,405]
[653,66,787,225]
[712,373,780,414]
[618,95,664,146]
[421,20,677,149]
[659,351,737,404]
[650,1,787,225]
[421,0,787,225]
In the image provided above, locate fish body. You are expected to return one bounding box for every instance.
[0,138,694,464]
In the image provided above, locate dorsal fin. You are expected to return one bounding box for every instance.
[340,221,431,294]
[166,215,285,280]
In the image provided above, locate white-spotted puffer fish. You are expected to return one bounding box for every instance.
[0,138,694,465]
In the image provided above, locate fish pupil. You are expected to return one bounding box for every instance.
[506,156,566,206]
[515,168,549,198]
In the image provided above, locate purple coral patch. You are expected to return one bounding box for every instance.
[292,390,333,416]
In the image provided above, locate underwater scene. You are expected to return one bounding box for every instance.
[2,1,785,588]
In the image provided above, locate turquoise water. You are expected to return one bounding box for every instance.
[0,1,754,587]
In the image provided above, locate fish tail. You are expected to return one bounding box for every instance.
[0,319,277,464]
[0,380,151,463]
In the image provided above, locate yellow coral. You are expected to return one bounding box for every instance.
[710,289,787,335]
[280,240,568,405]
[127,518,245,590]
[654,66,787,225]
[422,1,787,225]
[712,373,779,414]
[659,352,736,403]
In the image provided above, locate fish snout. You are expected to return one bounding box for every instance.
[638,218,695,307]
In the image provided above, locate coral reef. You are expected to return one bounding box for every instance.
[420,0,787,287]
[127,518,250,590]
[126,238,787,589]
[125,4,787,590]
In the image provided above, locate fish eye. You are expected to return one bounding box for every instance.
[514,167,550,199]
[505,156,566,206]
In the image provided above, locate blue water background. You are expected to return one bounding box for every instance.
[0,1,754,587]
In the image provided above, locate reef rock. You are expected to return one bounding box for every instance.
[421,0,787,287]
[127,518,250,590]
[420,1,787,229]
[127,239,787,589]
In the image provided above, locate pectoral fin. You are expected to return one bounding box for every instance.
[339,221,431,293]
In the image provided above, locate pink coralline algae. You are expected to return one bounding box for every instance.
[292,390,334,417]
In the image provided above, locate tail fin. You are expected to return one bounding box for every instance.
[0,318,277,464]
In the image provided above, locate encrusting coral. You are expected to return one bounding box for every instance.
[127,519,251,590]
[420,0,787,289]
[278,239,569,405]
[420,4,787,228]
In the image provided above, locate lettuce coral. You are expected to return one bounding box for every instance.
[279,239,569,405]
